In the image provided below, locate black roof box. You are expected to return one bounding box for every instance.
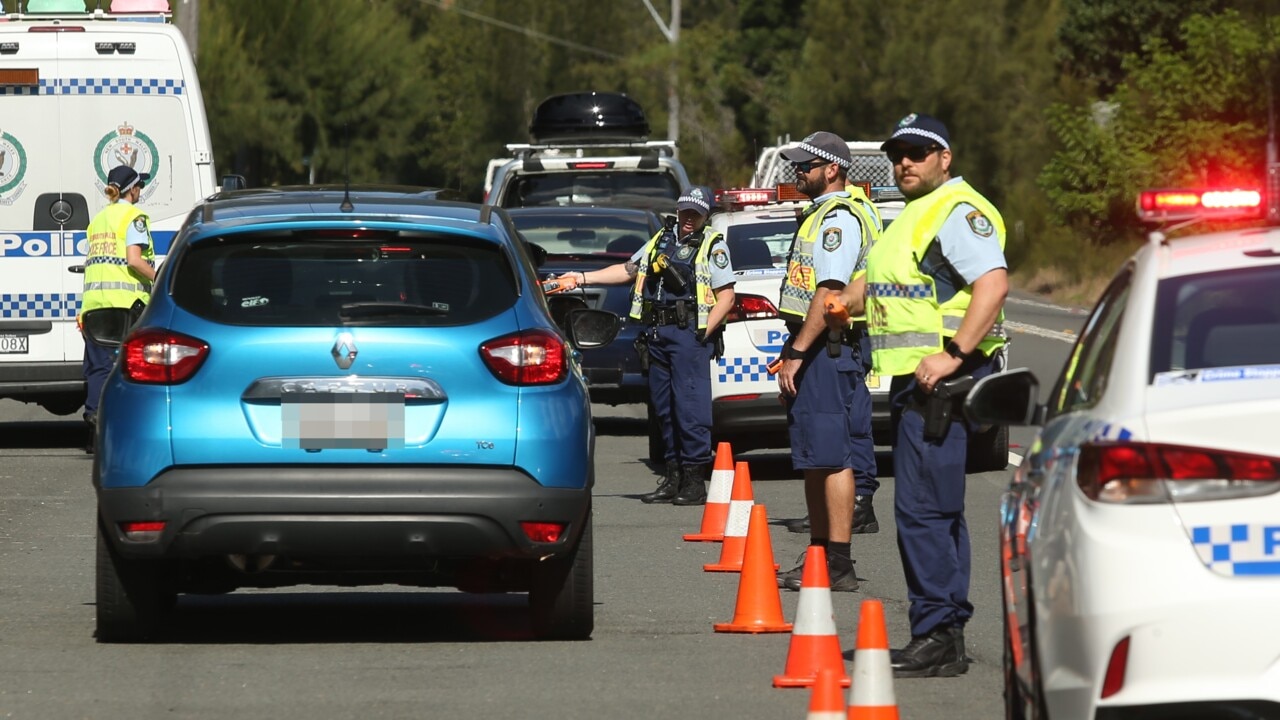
[529,92,650,143]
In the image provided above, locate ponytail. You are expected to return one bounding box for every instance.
[105,185,121,203]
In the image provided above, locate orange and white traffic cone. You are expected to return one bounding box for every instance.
[773,546,850,688]
[806,667,847,720]
[847,599,899,720]
[684,441,734,542]
[713,503,792,633]
[705,462,776,572]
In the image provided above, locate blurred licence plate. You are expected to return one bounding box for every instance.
[282,392,405,450]
[0,334,28,354]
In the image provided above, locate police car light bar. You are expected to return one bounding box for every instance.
[1137,188,1264,222]
[716,188,776,210]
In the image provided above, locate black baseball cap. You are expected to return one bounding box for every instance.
[107,165,150,192]
[676,185,714,215]
[881,113,951,151]
[779,131,852,169]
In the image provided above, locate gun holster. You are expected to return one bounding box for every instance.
[918,374,976,441]
[633,333,651,374]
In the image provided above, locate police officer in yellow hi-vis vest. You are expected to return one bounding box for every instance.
[79,165,155,443]
[555,186,736,505]
[773,132,880,594]
[831,114,1008,678]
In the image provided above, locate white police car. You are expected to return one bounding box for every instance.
[706,187,903,453]
[968,187,1280,718]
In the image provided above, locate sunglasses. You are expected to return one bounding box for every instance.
[791,160,830,174]
[887,145,942,164]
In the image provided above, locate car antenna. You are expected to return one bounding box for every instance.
[339,123,354,213]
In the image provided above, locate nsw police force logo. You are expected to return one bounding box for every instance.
[94,122,159,200]
[0,129,28,206]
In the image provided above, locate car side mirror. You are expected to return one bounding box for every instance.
[964,368,1044,427]
[79,307,134,349]
[221,174,247,192]
[563,308,620,349]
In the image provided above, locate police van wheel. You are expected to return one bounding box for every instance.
[646,404,664,465]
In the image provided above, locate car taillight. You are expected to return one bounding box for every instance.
[520,521,566,543]
[724,294,779,323]
[1076,441,1280,503]
[121,329,209,384]
[479,329,567,385]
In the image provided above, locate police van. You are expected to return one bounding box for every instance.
[0,0,216,416]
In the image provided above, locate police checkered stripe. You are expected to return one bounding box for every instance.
[868,281,931,299]
[796,142,852,170]
[889,126,949,149]
[676,191,710,212]
[85,255,131,267]
[1192,524,1280,576]
[868,332,939,350]
[0,78,185,95]
[722,499,752,538]
[717,356,773,382]
[942,315,1007,337]
[0,293,80,318]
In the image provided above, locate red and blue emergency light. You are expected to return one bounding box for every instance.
[1137,188,1264,222]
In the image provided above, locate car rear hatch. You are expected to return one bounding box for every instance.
[164,229,523,466]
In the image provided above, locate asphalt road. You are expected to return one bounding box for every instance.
[0,291,1084,719]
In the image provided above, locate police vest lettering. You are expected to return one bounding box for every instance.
[80,202,155,315]
[779,191,880,322]
[864,179,1007,377]
[628,229,724,330]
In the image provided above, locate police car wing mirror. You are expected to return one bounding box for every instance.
[963,368,1043,428]
[220,174,247,192]
[79,307,134,349]
[564,308,620,350]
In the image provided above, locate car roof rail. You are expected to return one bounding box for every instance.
[505,140,677,161]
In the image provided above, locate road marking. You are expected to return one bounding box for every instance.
[1007,296,1088,315]
[1006,320,1076,344]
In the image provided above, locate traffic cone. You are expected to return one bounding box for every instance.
[713,504,792,634]
[847,599,899,720]
[806,668,847,720]
[683,441,734,542]
[773,546,850,688]
[705,462,777,572]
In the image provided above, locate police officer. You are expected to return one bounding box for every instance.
[832,114,1008,677]
[79,165,155,452]
[556,186,735,504]
[773,132,879,593]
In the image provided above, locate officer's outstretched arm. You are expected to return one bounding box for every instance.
[557,261,637,289]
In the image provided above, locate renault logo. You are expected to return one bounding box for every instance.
[332,332,357,370]
[50,200,73,225]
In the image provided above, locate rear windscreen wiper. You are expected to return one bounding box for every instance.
[338,302,448,319]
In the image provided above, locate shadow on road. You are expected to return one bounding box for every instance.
[0,420,88,450]
[104,590,558,644]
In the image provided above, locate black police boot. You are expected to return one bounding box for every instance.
[784,514,810,534]
[852,495,879,534]
[891,625,969,678]
[639,460,680,504]
[826,552,859,593]
[672,463,708,506]
[776,549,806,589]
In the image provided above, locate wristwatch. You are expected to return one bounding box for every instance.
[782,345,808,360]
[944,341,970,361]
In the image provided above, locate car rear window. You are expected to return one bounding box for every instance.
[501,172,680,211]
[172,232,516,327]
[727,220,796,269]
[1152,265,1280,375]
[509,213,655,255]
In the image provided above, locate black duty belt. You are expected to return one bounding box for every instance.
[649,305,688,326]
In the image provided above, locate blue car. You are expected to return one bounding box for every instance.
[89,187,616,642]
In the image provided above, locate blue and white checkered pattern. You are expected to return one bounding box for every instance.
[717,356,775,383]
[0,293,81,319]
[1192,524,1280,576]
[0,78,185,96]
[868,282,932,299]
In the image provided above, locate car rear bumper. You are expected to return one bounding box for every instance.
[97,466,591,562]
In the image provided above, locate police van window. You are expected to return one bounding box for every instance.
[1152,265,1280,376]
[727,220,794,269]
[504,173,680,211]
[172,234,517,327]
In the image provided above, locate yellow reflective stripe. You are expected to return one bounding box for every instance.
[869,332,939,350]
[85,281,148,293]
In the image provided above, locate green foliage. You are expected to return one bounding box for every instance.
[1041,10,1274,245]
